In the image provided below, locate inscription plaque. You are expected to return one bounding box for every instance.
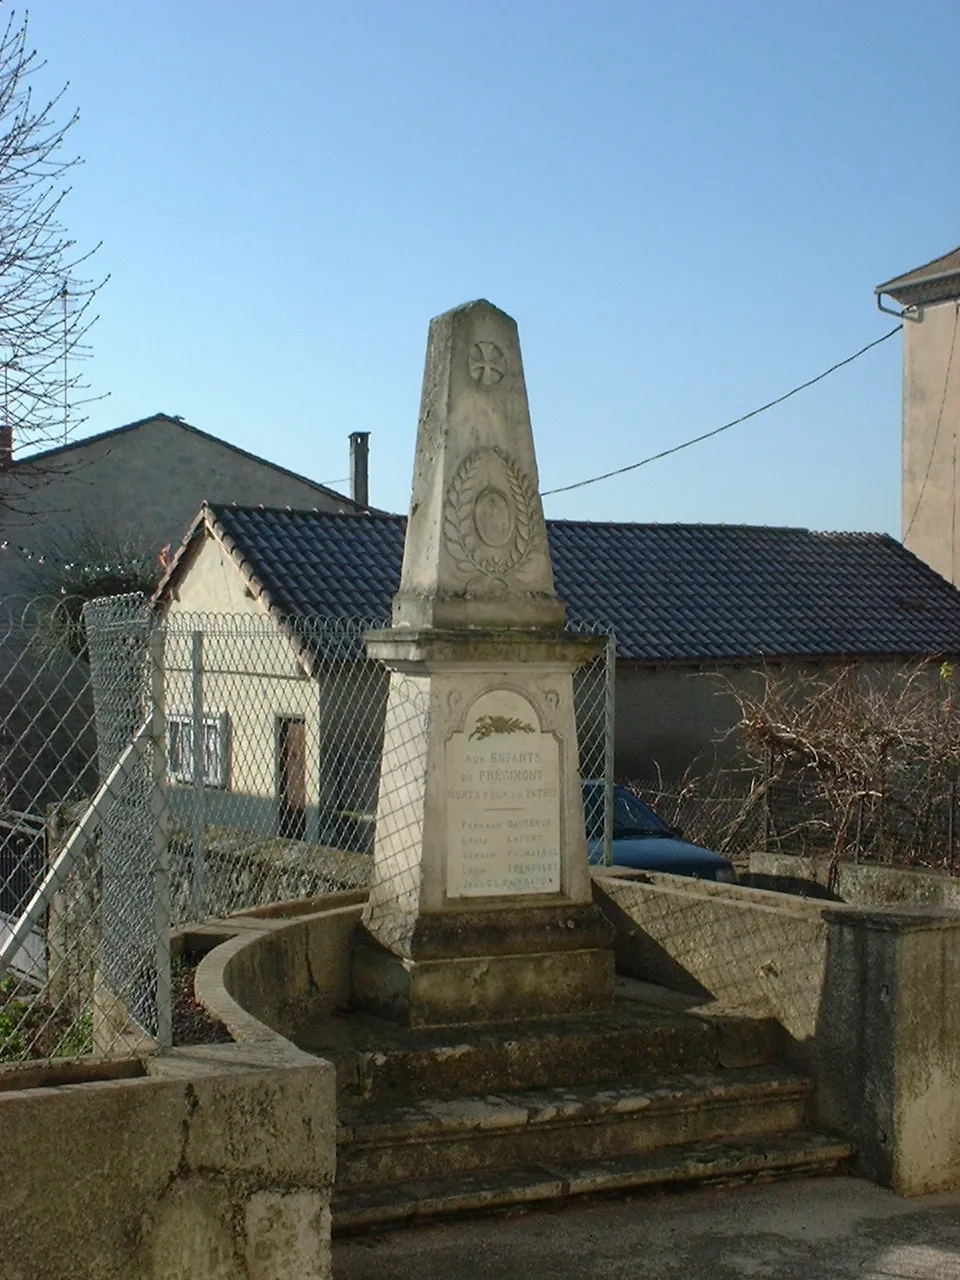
[446,688,561,898]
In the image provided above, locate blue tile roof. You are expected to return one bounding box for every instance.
[207,505,960,663]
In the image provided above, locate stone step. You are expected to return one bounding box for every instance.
[333,1130,854,1231]
[298,992,776,1105]
[336,1067,812,1189]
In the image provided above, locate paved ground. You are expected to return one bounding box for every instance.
[333,1177,960,1279]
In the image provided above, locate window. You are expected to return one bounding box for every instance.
[167,712,229,788]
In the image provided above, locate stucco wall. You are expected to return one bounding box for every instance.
[166,538,321,837]
[614,663,751,781]
[0,416,354,600]
[614,657,924,786]
[902,299,960,584]
[164,537,388,850]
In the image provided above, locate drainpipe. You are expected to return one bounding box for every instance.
[350,431,370,508]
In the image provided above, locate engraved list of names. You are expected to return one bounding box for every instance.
[445,689,561,898]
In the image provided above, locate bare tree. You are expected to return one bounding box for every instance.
[0,9,103,486]
[723,662,960,870]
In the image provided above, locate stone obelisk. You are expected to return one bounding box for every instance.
[354,300,614,1026]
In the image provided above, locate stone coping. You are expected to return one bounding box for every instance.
[591,866,842,919]
[193,898,364,1046]
[365,627,605,666]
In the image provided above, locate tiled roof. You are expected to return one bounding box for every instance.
[207,505,960,663]
[876,245,960,307]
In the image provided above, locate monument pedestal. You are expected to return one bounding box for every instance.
[353,629,614,1027]
[352,934,614,1028]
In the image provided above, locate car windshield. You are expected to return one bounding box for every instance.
[612,789,670,837]
[582,785,671,839]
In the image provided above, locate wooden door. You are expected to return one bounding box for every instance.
[277,717,307,840]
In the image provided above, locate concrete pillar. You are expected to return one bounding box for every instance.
[817,906,960,1195]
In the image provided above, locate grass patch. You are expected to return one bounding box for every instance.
[0,976,94,1061]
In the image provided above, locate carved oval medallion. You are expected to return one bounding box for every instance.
[443,446,543,577]
[473,486,515,548]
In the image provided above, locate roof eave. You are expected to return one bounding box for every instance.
[876,266,960,309]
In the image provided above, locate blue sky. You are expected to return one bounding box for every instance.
[24,1,960,534]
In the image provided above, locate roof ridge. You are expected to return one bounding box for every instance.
[13,413,359,508]
[546,517,888,537]
[207,501,404,521]
[208,504,892,540]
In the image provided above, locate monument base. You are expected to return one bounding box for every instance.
[353,937,615,1029]
[352,904,616,1027]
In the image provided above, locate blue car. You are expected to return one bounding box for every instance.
[582,781,736,883]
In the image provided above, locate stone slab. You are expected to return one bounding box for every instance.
[332,1133,853,1233]
[295,987,772,1104]
[445,685,561,897]
[335,1068,813,1188]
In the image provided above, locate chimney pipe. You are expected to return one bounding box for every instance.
[349,431,369,507]
[0,423,11,473]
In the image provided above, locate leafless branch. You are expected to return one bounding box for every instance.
[0,10,105,464]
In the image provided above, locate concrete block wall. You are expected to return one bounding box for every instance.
[594,869,960,1195]
[0,1041,337,1280]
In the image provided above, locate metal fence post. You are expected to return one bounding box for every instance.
[190,629,206,915]
[603,632,616,867]
[151,625,172,1048]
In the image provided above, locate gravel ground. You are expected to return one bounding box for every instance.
[172,959,231,1045]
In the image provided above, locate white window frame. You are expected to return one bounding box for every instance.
[167,711,229,789]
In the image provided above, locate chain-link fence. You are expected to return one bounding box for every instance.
[571,624,616,868]
[620,770,768,864]
[0,599,617,1063]
[622,761,960,872]
[758,760,960,871]
[161,612,386,924]
[0,594,160,1060]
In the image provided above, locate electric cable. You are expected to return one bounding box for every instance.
[541,325,904,498]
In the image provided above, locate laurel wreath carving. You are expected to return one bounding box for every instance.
[443,446,543,576]
[469,714,536,741]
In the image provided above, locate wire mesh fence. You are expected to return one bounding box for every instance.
[618,769,769,864]
[759,762,960,872]
[711,660,960,872]
[162,611,385,924]
[571,624,616,867]
[0,594,160,1060]
[0,599,617,1063]
[11,591,957,1068]
[623,761,960,873]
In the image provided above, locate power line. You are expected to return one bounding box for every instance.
[541,325,903,498]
